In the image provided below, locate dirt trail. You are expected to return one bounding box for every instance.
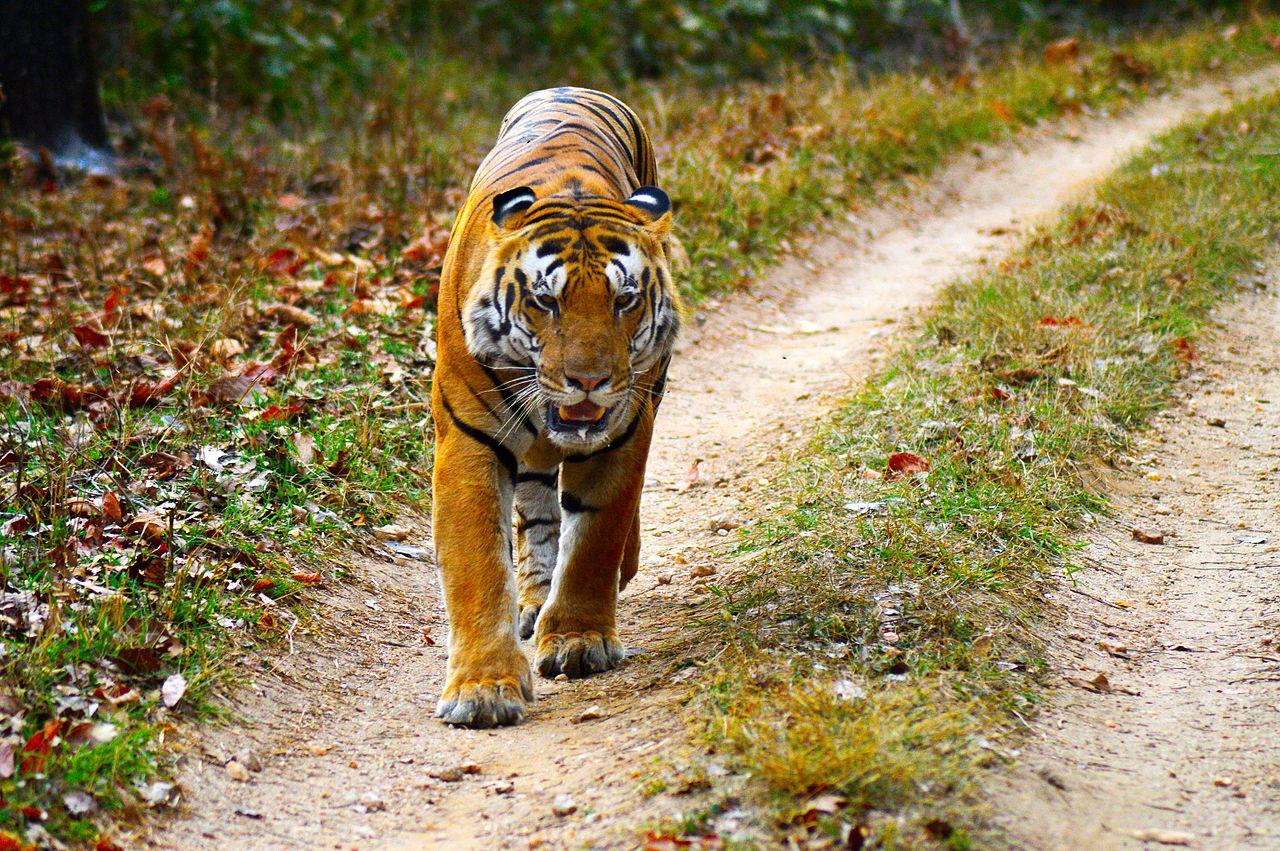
[990,278,1280,849]
[150,66,1280,850]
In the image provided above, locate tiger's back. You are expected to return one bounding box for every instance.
[443,87,660,296]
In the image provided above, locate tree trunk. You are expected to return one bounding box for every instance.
[0,0,112,168]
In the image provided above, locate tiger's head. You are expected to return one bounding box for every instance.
[463,185,681,450]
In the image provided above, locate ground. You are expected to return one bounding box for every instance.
[990,282,1280,849]
[140,66,1280,850]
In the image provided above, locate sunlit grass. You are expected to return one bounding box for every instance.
[689,90,1280,846]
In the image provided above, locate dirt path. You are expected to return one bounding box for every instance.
[149,66,1280,850]
[989,279,1280,849]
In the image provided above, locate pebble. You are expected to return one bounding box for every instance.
[430,766,464,782]
[575,705,605,723]
[552,794,577,816]
[234,748,263,772]
[225,761,251,782]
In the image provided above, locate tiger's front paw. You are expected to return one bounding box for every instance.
[436,655,534,728]
[535,629,625,679]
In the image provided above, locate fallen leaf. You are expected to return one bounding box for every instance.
[141,255,168,277]
[1171,337,1196,363]
[291,571,322,585]
[263,303,319,327]
[262,248,303,278]
[373,524,412,541]
[1131,527,1165,545]
[885,452,930,478]
[1043,37,1081,65]
[72,323,110,348]
[101,492,123,524]
[161,673,188,708]
[989,98,1014,123]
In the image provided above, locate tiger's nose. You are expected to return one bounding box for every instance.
[566,373,608,392]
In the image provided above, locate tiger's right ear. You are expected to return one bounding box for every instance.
[492,186,537,229]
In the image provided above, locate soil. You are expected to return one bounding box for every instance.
[988,279,1280,849]
[146,66,1280,849]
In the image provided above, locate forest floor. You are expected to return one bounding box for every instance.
[145,65,1280,849]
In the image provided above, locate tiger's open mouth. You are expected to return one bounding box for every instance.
[547,401,611,436]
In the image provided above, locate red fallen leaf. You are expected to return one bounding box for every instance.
[257,610,279,632]
[262,248,303,278]
[1043,37,1081,65]
[102,286,125,318]
[20,807,43,820]
[1171,337,1196,363]
[277,193,306,211]
[886,452,930,478]
[261,402,304,423]
[184,227,212,275]
[989,99,1014,123]
[31,377,108,411]
[291,571,322,585]
[72,324,110,348]
[20,718,62,773]
[399,288,425,311]
[1039,316,1090,328]
[240,362,281,384]
[127,371,180,407]
[401,233,446,265]
[95,837,124,851]
[101,492,123,524]
[1268,34,1280,53]
[987,385,1012,402]
[0,274,33,307]
[252,576,275,592]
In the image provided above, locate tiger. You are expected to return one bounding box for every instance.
[430,87,682,728]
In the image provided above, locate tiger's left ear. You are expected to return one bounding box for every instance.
[624,186,671,236]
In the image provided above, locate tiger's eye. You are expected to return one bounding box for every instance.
[615,291,639,311]
[532,293,558,312]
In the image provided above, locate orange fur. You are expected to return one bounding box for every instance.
[431,88,681,728]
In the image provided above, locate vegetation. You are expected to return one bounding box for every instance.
[2,4,1280,844]
[686,87,1280,846]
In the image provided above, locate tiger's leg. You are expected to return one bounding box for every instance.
[432,408,534,728]
[515,462,560,640]
[618,502,641,592]
[533,413,654,678]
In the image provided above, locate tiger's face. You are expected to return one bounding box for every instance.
[463,186,680,450]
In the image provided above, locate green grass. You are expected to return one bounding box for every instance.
[683,88,1280,848]
[2,13,1280,845]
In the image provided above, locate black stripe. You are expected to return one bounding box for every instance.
[517,470,559,486]
[517,517,558,531]
[480,365,537,435]
[560,492,597,513]
[441,393,517,481]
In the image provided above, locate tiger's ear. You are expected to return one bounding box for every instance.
[624,186,671,236]
[492,186,537,230]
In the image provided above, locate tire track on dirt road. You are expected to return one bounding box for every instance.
[149,65,1280,849]
[990,276,1280,849]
